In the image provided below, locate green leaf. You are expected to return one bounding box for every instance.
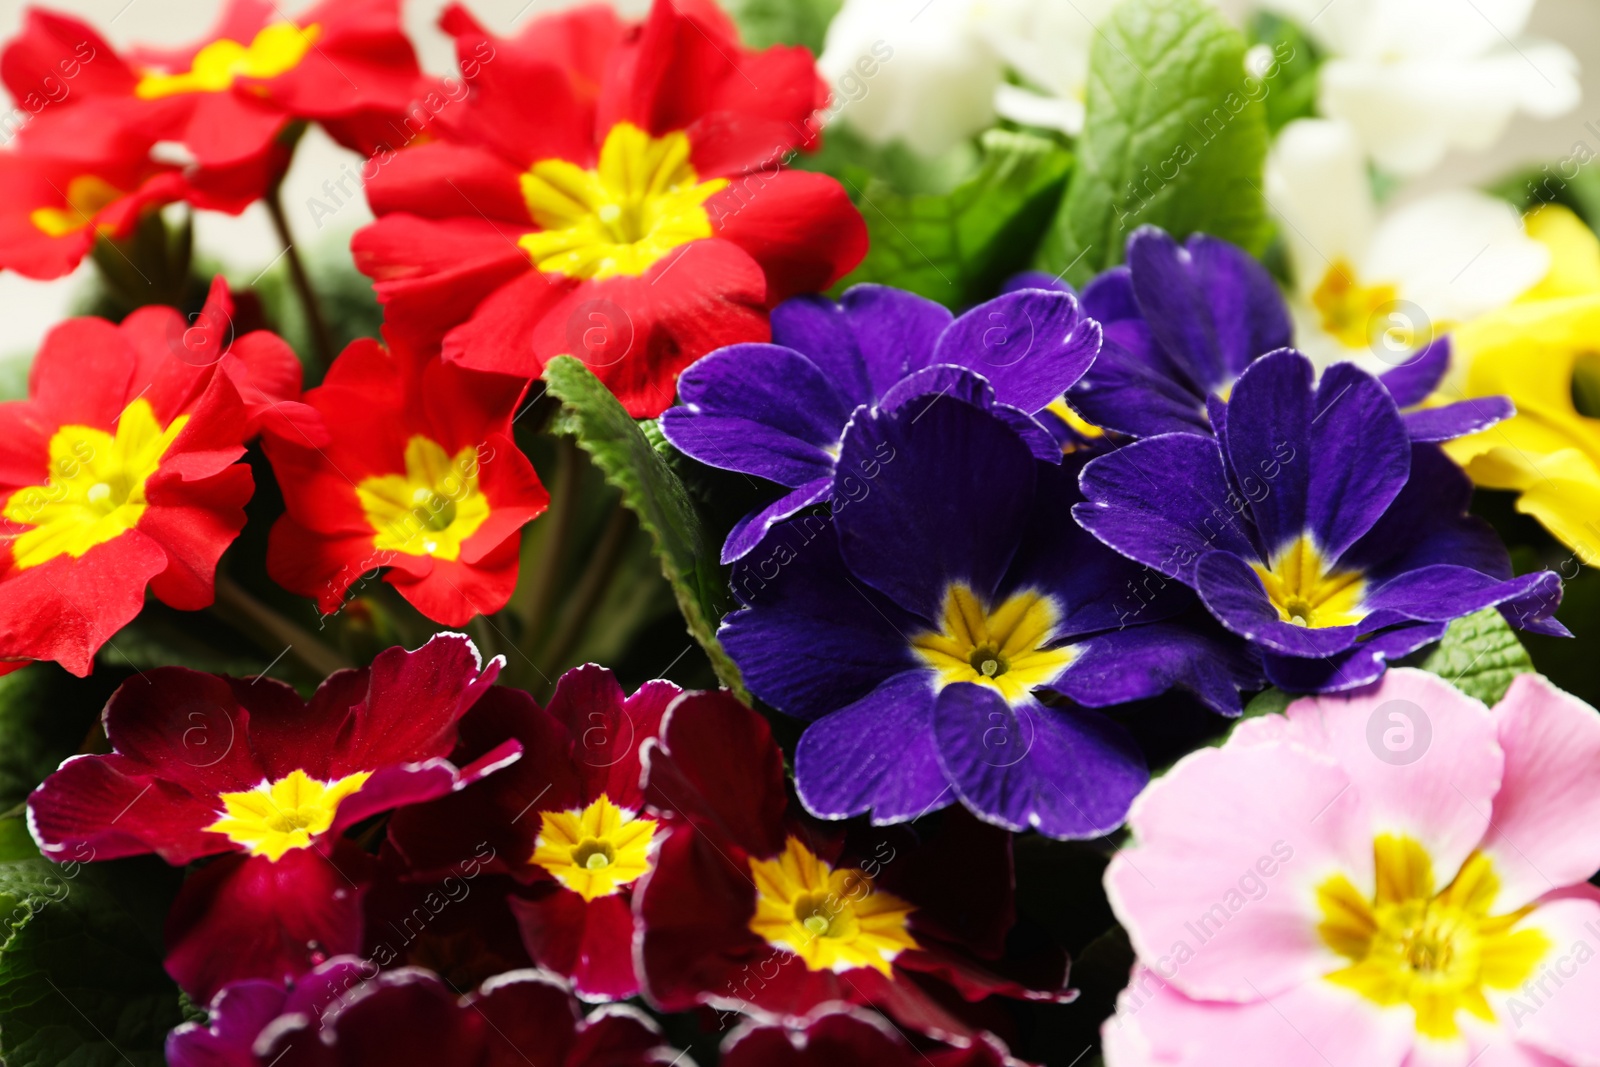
[0,666,119,812]
[838,129,1074,308]
[1417,608,1535,705]
[722,0,842,53]
[1246,12,1323,134]
[1035,0,1271,286]
[0,819,183,1067]
[542,356,748,701]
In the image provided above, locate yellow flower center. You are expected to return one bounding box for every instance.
[29,174,125,237]
[910,584,1076,705]
[530,794,657,902]
[517,122,728,282]
[1318,837,1552,1040]
[136,21,321,99]
[748,836,918,976]
[1251,536,1367,628]
[206,769,372,862]
[3,398,187,570]
[355,436,490,561]
[1312,258,1402,350]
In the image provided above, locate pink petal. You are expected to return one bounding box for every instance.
[1109,741,1363,1002]
[1484,675,1600,909]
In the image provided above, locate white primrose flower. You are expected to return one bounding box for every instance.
[1259,0,1579,176]
[817,0,1117,158]
[1266,118,1550,377]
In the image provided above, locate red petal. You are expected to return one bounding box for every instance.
[164,845,373,1002]
[710,169,867,305]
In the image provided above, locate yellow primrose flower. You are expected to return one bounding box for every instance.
[1445,204,1600,564]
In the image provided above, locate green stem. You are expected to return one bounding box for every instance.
[210,573,354,678]
[535,503,632,681]
[265,186,335,371]
[517,437,581,647]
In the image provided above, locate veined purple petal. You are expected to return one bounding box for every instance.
[663,343,853,486]
[1183,232,1292,378]
[1081,265,1138,324]
[841,284,952,397]
[835,395,1036,620]
[793,671,950,824]
[1402,397,1514,442]
[925,289,1101,413]
[722,517,924,720]
[1068,334,1213,438]
[1363,566,1564,629]
[1342,444,1510,581]
[1127,227,1230,390]
[932,686,1146,839]
[1306,361,1412,560]
[1193,550,1367,658]
[720,477,833,564]
[879,365,1063,462]
[770,294,873,405]
[1048,615,1263,716]
[1074,433,1256,584]
[1261,621,1446,693]
[1378,335,1451,408]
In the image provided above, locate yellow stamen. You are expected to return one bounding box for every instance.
[29,174,125,237]
[206,769,371,862]
[356,437,490,561]
[1311,258,1402,350]
[1251,536,1367,628]
[1318,837,1552,1040]
[136,22,320,99]
[518,123,728,281]
[910,584,1076,704]
[4,398,186,569]
[748,836,918,976]
[530,794,657,901]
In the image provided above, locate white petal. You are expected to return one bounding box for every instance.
[1364,189,1549,324]
[1265,118,1374,295]
[992,83,1083,133]
[819,0,1000,158]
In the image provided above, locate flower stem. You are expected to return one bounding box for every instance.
[265,186,335,372]
[535,502,633,681]
[210,573,354,678]
[517,436,581,645]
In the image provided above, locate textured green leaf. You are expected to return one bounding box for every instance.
[1418,608,1535,705]
[0,819,183,1067]
[839,129,1074,308]
[723,0,841,53]
[543,356,748,701]
[0,666,116,812]
[1035,0,1270,286]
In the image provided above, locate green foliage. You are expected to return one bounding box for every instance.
[542,357,748,701]
[839,129,1074,308]
[1035,0,1271,287]
[0,666,119,813]
[1418,608,1535,705]
[0,819,183,1067]
[1246,12,1323,133]
[723,0,842,53]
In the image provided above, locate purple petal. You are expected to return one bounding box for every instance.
[720,477,833,564]
[1126,228,1229,389]
[926,290,1101,413]
[1342,444,1510,580]
[932,686,1146,838]
[1402,397,1514,442]
[1378,335,1451,408]
[1081,266,1138,324]
[166,979,290,1067]
[1305,361,1412,560]
[880,366,1062,462]
[1048,615,1263,715]
[1002,270,1074,295]
[1068,332,1213,438]
[841,284,952,396]
[1074,433,1256,583]
[722,517,924,719]
[1182,232,1293,377]
[662,343,851,486]
[1261,622,1446,693]
[835,395,1036,619]
[793,671,950,823]
[1193,550,1366,658]
[1008,457,1189,635]
[770,294,873,405]
[1364,566,1565,629]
